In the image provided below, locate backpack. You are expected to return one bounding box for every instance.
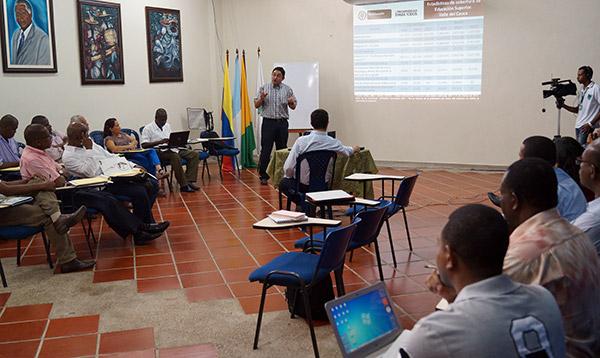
[284,274,334,321]
[199,111,235,153]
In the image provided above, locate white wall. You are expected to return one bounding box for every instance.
[1,0,214,140]
[213,0,600,167]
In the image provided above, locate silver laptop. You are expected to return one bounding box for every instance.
[325,282,404,358]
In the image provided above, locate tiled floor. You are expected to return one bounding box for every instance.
[0,166,502,353]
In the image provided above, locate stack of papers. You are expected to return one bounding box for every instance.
[0,195,33,208]
[67,177,111,186]
[268,210,308,223]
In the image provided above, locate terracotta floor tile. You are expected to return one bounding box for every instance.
[0,320,47,342]
[209,246,250,258]
[172,250,211,263]
[99,327,154,354]
[93,268,134,283]
[221,267,256,283]
[97,248,133,259]
[180,272,224,288]
[237,293,288,314]
[0,340,40,357]
[39,334,97,358]
[135,254,174,267]
[391,292,440,315]
[384,277,427,296]
[166,233,202,244]
[46,314,100,338]
[214,256,257,270]
[0,293,10,307]
[100,348,156,357]
[95,257,134,271]
[185,285,233,302]
[0,303,52,323]
[229,282,276,298]
[203,238,242,249]
[176,260,217,274]
[171,241,210,252]
[136,264,176,279]
[166,226,199,236]
[137,276,181,293]
[134,243,170,256]
[159,343,218,358]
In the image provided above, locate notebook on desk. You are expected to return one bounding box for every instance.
[326,282,404,358]
[0,195,33,209]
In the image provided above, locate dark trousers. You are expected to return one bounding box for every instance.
[279,177,309,209]
[74,190,142,239]
[259,118,289,179]
[157,149,199,187]
[106,181,157,224]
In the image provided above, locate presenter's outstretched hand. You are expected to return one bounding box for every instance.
[260,90,268,101]
[287,96,297,106]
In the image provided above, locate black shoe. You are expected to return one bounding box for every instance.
[60,258,95,273]
[180,184,195,193]
[260,178,268,185]
[139,221,170,234]
[188,183,200,191]
[487,192,501,207]
[133,231,162,245]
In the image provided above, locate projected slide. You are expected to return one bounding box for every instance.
[354,0,484,100]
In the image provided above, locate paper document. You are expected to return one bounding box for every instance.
[268,210,308,223]
[0,195,33,208]
[68,177,111,186]
[306,190,354,202]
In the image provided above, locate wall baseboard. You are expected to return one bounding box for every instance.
[374,160,507,172]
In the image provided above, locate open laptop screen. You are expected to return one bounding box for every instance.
[326,283,401,356]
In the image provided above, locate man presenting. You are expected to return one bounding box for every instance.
[255,67,297,185]
[557,66,600,145]
[10,0,50,66]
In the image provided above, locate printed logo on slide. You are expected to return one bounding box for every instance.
[357,10,367,21]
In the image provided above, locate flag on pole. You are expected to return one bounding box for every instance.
[254,47,265,154]
[232,50,242,168]
[221,50,235,172]
[241,50,257,168]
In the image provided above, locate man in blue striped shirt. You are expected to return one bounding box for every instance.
[255,67,297,185]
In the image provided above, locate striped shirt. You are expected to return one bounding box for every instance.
[256,82,295,119]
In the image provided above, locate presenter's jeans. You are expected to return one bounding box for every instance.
[259,118,289,179]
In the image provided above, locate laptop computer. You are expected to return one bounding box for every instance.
[156,131,190,149]
[325,282,404,358]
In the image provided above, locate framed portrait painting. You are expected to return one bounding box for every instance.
[77,0,124,85]
[145,6,183,82]
[0,0,57,73]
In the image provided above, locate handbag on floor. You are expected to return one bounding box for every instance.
[285,274,334,321]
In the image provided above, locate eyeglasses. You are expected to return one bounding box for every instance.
[576,157,594,166]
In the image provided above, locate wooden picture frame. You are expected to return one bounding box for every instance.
[0,0,58,73]
[145,6,183,83]
[77,0,124,85]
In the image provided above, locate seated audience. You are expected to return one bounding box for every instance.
[63,121,159,224]
[31,115,66,162]
[0,178,91,273]
[141,108,200,193]
[20,124,167,245]
[555,136,594,200]
[520,135,586,220]
[103,117,166,178]
[280,109,359,208]
[501,158,600,356]
[572,139,600,254]
[394,204,566,357]
[0,114,21,169]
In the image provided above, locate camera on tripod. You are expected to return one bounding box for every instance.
[542,78,577,99]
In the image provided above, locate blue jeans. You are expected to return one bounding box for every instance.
[123,149,161,175]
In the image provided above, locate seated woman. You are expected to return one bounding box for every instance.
[103,118,166,177]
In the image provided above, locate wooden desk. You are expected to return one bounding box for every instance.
[253,216,341,251]
[344,173,406,200]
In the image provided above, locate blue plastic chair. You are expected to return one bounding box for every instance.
[0,225,54,286]
[200,131,240,179]
[278,150,337,217]
[89,130,105,147]
[294,203,391,281]
[248,220,358,358]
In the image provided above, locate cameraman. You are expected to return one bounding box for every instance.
[556,66,600,145]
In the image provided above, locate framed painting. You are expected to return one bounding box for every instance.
[145,6,183,82]
[0,0,57,73]
[77,0,124,85]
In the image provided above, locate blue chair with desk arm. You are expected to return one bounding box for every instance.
[248,220,359,358]
[199,131,240,180]
[89,131,105,147]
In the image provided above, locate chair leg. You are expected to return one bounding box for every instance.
[334,268,345,297]
[16,238,21,266]
[385,218,397,268]
[253,282,269,350]
[290,288,298,319]
[301,286,320,358]
[217,156,223,180]
[205,160,211,179]
[349,249,354,262]
[0,259,7,287]
[402,208,413,251]
[374,240,385,281]
[278,190,283,210]
[41,232,53,269]
[83,227,94,258]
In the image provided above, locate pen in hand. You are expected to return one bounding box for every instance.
[424,264,438,270]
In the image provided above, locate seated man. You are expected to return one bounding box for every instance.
[572,139,600,254]
[392,204,566,357]
[280,109,359,209]
[63,121,159,225]
[0,178,92,273]
[20,124,167,245]
[520,135,587,220]
[31,115,66,162]
[141,108,200,193]
[0,115,21,175]
[500,158,600,356]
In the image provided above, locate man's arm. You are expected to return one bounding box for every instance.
[556,97,578,114]
[0,179,55,196]
[0,161,19,169]
[140,127,168,149]
[254,88,267,109]
[283,144,300,178]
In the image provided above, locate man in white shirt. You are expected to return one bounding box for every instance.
[572,138,600,254]
[280,109,359,209]
[393,204,566,357]
[141,108,199,193]
[557,66,600,145]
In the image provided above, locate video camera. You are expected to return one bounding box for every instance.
[542,78,577,99]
